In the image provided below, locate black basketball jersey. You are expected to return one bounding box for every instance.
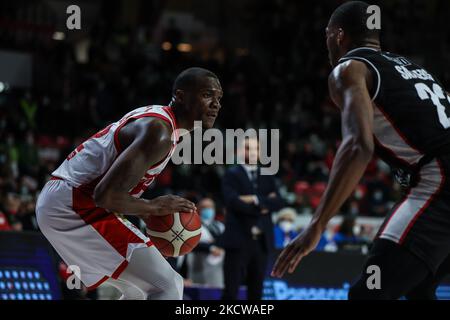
[338,47,450,172]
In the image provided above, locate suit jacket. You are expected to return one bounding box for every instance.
[219,165,284,251]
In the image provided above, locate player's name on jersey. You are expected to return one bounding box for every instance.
[395,66,435,81]
[381,54,411,66]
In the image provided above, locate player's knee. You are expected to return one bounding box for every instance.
[163,269,183,299]
[405,284,437,300]
[119,288,146,300]
[35,201,49,232]
[173,271,184,298]
[144,268,183,300]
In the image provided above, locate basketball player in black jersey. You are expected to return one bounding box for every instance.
[272,1,450,299]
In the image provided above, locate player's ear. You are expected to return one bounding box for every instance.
[174,89,185,104]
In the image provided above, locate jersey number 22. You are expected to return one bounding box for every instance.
[415,82,450,129]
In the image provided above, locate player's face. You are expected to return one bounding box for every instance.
[325,25,341,67]
[190,77,223,129]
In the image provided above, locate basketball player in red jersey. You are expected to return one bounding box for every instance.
[36,67,223,299]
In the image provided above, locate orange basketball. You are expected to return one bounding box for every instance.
[144,211,202,257]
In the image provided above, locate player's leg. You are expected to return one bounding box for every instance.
[405,254,450,300]
[36,179,124,290]
[402,158,450,299]
[351,158,450,299]
[37,179,182,300]
[246,238,267,300]
[348,238,431,300]
[116,245,184,300]
[403,274,438,300]
[103,277,146,300]
[222,248,244,300]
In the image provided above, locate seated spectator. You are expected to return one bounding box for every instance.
[0,211,12,231]
[273,207,334,251]
[273,208,299,249]
[16,195,37,231]
[332,216,367,251]
[186,197,225,287]
[0,192,23,231]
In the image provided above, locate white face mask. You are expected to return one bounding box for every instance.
[279,221,294,233]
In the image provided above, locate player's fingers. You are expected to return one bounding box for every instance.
[170,195,195,206]
[272,246,296,277]
[174,205,193,212]
[178,199,196,208]
[277,247,300,277]
[288,251,305,274]
[175,204,196,213]
[176,196,194,205]
[271,249,289,277]
[172,197,194,206]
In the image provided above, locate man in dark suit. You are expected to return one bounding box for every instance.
[220,137,284,300]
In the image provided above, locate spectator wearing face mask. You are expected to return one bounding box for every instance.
[186,197,225,287]
[332,216,366,251]
[274,208,298,249]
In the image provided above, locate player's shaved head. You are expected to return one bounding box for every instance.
[329,1,380,44]
[172,67,219,95]
[170,67,222,130]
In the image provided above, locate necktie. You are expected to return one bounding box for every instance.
[250,169,258,191]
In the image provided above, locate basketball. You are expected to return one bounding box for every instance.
[144,212,202,257]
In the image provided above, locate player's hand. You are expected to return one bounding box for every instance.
[239,195,256,204]
[271,223,323,278]
[210,245,224,256]
[268,192,277,199]
[148,195,196,216]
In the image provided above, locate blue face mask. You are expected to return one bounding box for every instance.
[200,208,215,222]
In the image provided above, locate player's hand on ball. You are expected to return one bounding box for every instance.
[148,195,196,216]
[271,223,323,278]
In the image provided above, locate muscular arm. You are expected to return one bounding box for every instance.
[271,60,375,277]
[93,118,195,216]
[311,60,374,230]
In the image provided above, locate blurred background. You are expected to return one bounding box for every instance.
[1,0,450,300]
